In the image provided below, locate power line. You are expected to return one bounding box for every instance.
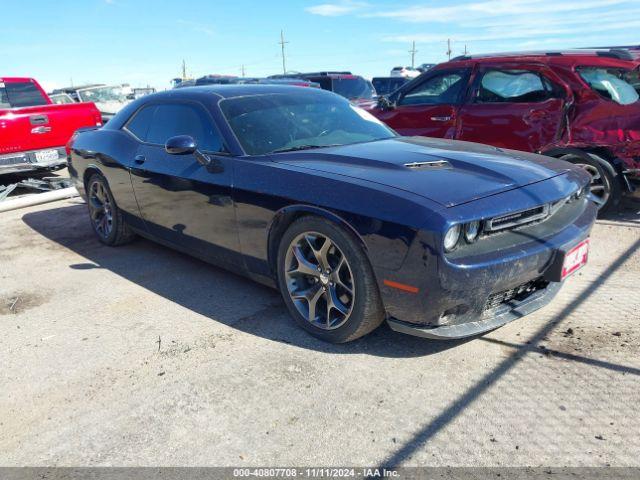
[409,41,418,68]
[279,30,289,74]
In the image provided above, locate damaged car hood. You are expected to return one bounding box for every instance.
[271,136,572,207]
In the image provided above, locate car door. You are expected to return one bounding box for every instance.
[126,101,240,266]
[373,68,470,138]
[456,64,569,152]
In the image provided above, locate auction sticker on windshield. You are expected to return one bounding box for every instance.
[34,149,59,163]
[561,238,589,280]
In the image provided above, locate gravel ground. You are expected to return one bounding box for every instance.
[0,197,638,467]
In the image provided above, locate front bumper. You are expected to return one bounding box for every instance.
[387,281,561,339]
[380,194,597,340]
[0,148,67,175]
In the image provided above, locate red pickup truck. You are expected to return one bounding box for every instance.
[0,77,102,175]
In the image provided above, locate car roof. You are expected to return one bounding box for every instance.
[150,84,336,100]
[1,77,38,83]
[104,84,339,132]
[445,49,639,68]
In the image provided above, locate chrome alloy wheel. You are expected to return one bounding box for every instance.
[88,180,113,239]
[574,162,609,208]
[284,232,355,330]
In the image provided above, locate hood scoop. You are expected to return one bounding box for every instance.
[404,159,452,170]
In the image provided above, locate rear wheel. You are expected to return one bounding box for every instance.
[277,216,385,343]
[559,153,621,214]
[86,173,136,246]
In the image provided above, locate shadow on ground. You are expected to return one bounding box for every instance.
[22,203,470,358]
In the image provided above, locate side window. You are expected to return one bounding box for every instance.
[125,105,156,141]
[476,70,559,103]
[146,103,223,152]
[399,71,466,106]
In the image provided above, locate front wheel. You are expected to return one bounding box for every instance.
[276,216,385,343]
[559,153,621,214]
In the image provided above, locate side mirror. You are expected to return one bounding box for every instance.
[377,95,395,111]
[165,135,197,155]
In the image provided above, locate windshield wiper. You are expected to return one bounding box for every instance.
[271,144,341,154]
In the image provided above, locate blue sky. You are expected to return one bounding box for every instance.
[2,0,638,91]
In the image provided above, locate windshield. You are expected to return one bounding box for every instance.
[577,67,640,105]
[331,77,375,100]
[220,92,396,155]
[77,85,128,104]
[50,93,75,104]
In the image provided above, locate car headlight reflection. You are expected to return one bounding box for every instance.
[444,221,483,252]
[444,224,462,252]
[464,220,480,243]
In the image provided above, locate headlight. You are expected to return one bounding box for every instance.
[443,224,461,252]
[464,221,481,243]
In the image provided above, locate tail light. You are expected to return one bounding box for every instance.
[66,132,78,157]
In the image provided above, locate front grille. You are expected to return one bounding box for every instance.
[486,204,550,232]
[483,278,549,316]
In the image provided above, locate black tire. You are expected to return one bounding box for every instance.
[276,216,385,343]
[559,153,621,215]
[86,173,136,246]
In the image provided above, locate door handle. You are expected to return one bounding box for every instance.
[430,116,453,122]
[134,155,146,165]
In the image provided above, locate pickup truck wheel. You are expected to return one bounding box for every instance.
[559,153,621,215]
[86,174,135,246]
[277,216,385,343]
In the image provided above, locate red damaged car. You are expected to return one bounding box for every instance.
[368,49,640,213]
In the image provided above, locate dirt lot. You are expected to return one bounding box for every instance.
[0,197,639,466]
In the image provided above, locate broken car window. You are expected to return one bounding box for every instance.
[477,70,555,103]
[577,67,639,105]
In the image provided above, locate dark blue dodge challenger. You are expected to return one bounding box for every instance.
[68,85,597,343]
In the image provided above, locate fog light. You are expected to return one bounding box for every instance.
[464,221,480,243]
[444,224,461,252]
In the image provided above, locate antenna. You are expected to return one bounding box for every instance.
[241,65,246,77]
[279,30,289,74]
[409,41,418,68]
[181,59,187,80]
[446,39,452,60]
[463,44,469,55]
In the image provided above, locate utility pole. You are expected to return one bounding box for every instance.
[279,30,289,74]
[181,59,187,81]
[446,39,452,61]
[409,41,418,68]
[241,65,246,77]
[463,44,469,55]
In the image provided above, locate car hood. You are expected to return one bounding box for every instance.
[271,137,573,207]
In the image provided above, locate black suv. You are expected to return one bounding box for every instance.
[269,72,375,101]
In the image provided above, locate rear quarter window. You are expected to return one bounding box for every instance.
[125,105,156,141]
[577,67,639,105]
